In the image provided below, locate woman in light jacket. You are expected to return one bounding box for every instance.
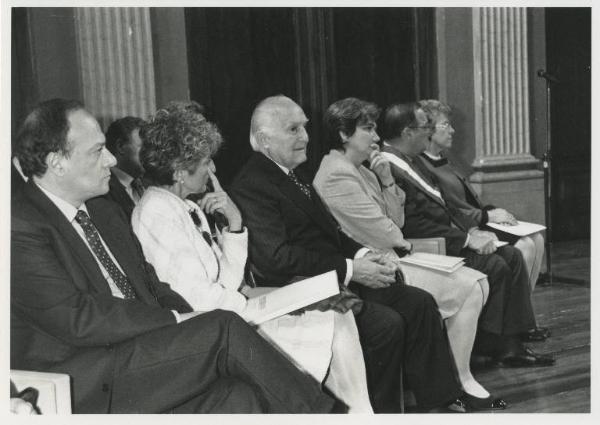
[314,97,505,411]
[131,101,372,412]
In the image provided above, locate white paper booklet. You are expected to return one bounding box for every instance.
[240,270,339,325]
[486,220,546,237]
[398,252,465,274]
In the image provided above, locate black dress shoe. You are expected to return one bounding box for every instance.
[427,398,468,413]
[495,346,555,367]
[461,393,508,411]
[519,327,551,342]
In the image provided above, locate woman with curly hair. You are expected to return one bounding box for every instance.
[131,101,373,413]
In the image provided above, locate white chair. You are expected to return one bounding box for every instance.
[10,370,72,414]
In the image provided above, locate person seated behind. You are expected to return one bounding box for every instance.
[230,94,467,413]
[10,381,40,415]
[130,101,373,412]
[10,98,341,414]
[416,99,547,342]
[313,97,505,410]
[104,116,146,220]
[380,102,554,367]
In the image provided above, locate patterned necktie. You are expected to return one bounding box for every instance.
[288,170,312,199]
[74,210,137,299]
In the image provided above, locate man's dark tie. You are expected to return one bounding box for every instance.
[74,210,137,299]
[288,170,312,199]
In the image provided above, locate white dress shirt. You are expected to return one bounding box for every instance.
[36,182,182,321]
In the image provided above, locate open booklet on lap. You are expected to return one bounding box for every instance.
[240,271,340,325]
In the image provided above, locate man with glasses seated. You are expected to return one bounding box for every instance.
[380,102,554,368]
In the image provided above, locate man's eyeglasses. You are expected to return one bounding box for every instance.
[435,122,452,129]
[407,125,434,131]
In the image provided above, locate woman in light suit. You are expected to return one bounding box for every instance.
[131,101,372,412]
[417,99,547,342]
[313,97,506,411]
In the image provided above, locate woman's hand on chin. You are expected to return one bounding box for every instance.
[369,144,394,186]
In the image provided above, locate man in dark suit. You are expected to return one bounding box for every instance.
[230,95,464,413]
[103,116,146,220]
[380,102,554,367]
[11,98,339,414]
[11,155,27,196]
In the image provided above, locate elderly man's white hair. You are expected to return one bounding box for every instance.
[249,95,297,152]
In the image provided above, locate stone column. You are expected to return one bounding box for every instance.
[74,7,156,130]
[436,7,545,224]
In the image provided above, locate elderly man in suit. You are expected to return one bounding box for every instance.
[104,116,146,220]
[380,102,554,368]
[10,98,341,414]
[230,95,465,413]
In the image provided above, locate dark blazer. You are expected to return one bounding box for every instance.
[417,154,520,244]
[382,144,478,256]
[11,180,192,412]
[418,153,490,224]
[229,152,363,286]
[11,160,26,198]
[104,171,136,221]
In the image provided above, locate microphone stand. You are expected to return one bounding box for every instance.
[537,69,585,286]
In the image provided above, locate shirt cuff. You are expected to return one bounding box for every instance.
[171,310,182,323]
[463,233,470,248]
[344,259,353,286]
[354,247,370,259]
[344,248,370,286]
[224,226,247,235]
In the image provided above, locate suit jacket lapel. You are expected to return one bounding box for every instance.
[383,146,448,208]
[87,202,155,304]
[255,153,340,242]
[383,146,469,231]
[23,181,112,295]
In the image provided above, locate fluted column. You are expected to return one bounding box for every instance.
[472,7,538,168]
[436,7,545,225]
[74,7,156,129]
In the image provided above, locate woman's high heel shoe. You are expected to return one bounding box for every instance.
[461,392,508,411]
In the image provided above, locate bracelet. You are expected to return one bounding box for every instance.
[381,181,395,189]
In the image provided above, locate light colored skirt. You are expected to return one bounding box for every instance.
[257,310,335,382]
[400,263,489,319]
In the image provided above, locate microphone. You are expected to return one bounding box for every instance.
[537,69,560,83]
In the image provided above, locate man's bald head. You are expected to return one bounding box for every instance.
[250,95,298,151]
[249,95,309,170]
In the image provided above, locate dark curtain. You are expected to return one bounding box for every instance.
[185,7,436,184]
[11,8,36,150]
[545,7,590,241]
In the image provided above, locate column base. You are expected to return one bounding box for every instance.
[468,168,546,225]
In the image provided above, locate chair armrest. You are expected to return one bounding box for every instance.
[407,237,446,255]
[10,370,72,414]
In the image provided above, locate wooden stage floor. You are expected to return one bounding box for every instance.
[472,239,591,413]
